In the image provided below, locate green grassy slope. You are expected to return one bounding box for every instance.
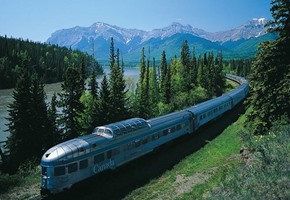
[124,108,248,200]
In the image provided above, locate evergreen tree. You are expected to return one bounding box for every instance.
[247,0,290,134]
[109,37,115,69]
[80,56,86,90]
[47,93,60,146]
[99,75,111,125]
[6,65,33,170]
[141,58,151,118]
[139,47,146,85]
[29,74,52,151]
[58,66,84,139]
[160,51,169,103]
[6,60,52,170]
[88,69,98,99]
[135,47,147,118]
[198,54,207,89]
[109,47,128,122]
[181,40,192,90]
[190,47,198,87]
[149,57,159,116]
[181,40,191,68]
[213,51,225,96]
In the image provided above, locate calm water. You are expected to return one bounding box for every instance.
[0,67,140,143]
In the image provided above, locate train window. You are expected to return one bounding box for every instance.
[113,148,120,156]
[104,129,112,136]
[54,166,65,176]
[42,167,47,176]
[126,126,133,132]
[107,150,112,159]
[171,126,176,132]
[120,127,126,134]
[93,128,99,133]
[79,159,88,170]
[94,154,105,163]
[142,138,148,144]
[181,123,186,128]
[135,140,141,147]
[98,128,104,134]
[127,142,135,150]
[68,163,78,173]
[176,124,182,130]
[115,129,121,135]
[163,129,169,136]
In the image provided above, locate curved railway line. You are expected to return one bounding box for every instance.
[40,74,249,197]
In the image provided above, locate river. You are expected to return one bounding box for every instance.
[0,67,140,143]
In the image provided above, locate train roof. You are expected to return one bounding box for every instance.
[187,95,231,116]
[93,118,150,138]
[41,134,109,165]
[147,110,191,126]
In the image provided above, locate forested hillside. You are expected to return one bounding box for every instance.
[0,36,103,89]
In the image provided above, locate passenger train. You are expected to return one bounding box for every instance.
[40,74,249,195]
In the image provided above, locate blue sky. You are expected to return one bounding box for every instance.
[0,0,272,42]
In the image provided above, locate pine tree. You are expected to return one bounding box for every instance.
[247,0,290,134]
[109,47,128,122]
[47,93,60,146]
[181,40,191,68]
[190,47,198,87]
[136,47,147,118]
[6,60,52,170]
[109,37,115,69]
[88,69,98,99]
[160,51,169,103]
[29,74,52,152]
[213,51,225,96]
[58,66,84,139]
[181,40,192,90]
[99,75,111,125]
[149,57,159,116]
[6,65,33,170]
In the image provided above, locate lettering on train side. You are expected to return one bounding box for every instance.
[93,159,115,173]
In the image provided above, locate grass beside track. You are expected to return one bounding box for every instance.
[124,108,248,200]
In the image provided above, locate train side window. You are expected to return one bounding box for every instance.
[135,140,141,147]
[94,154,105,164]
[42,167,47,176]
[113,148,120,156]
[68,163,78,173]
[163,129,169,136]
[142,138,148,144]
[79,159,88,170]
[107,150,112,159]
[54,166,65,176]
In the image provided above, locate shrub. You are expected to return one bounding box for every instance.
[208,124,290,199]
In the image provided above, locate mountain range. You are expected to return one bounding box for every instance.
[47,18,276,65]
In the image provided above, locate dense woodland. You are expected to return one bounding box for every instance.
[1,33,228,172]
[1,1,289,198]
[0,36,103,89]
[247,0,290,134]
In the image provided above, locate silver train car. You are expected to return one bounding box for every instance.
[40,74,249,195]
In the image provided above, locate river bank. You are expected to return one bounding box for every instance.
[0,67,140,143]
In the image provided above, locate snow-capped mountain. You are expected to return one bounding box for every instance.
[46,18,273,64]
[205,18,269,42]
